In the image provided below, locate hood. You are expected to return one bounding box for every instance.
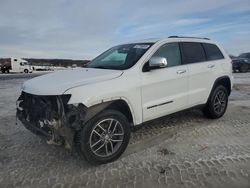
[232,58,250,63]
[233,57,249,60]
[22,68,123,95]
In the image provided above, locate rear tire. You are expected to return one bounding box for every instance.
[76,109,130,165]
[24,69,29,73]
[203,85,228,119]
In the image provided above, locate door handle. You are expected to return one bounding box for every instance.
[208,64,215,68]
[176,70,186,74]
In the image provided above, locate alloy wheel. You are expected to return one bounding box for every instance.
[89,118,124,157]
[213,90,226,114]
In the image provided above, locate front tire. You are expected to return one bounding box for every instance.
[203,85,228,119]
[76,109,130,165]
[240,64,248,73]
[24,69,29,73]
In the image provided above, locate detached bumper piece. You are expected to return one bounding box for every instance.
[16,92,86,149]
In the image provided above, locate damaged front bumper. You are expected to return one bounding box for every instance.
[16,92,86,149]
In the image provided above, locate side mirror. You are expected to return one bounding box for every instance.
[149,57,168,69]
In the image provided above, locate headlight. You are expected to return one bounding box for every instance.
[244,59,249,63]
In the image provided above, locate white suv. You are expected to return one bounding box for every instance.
[17,36,233,164]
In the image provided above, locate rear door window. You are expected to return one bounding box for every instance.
[202,43,224,60]
[180,42,206,64]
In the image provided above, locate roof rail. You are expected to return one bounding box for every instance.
[168,36,210,40]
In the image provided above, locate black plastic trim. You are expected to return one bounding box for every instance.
[168,36,210,40]
[147,100,173,109]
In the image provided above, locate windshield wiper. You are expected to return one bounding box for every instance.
[87,65,119,70]
[92,66,109,69]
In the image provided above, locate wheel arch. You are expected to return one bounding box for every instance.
[83,99,135,126]
[207,76,231,103]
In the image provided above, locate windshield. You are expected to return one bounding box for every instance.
[239,53,250,59]
[87,43,153,70]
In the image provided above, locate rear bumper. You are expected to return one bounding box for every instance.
[232,64,240,70]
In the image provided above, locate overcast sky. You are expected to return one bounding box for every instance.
[0,0,249,60]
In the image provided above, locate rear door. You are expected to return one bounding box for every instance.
[202,42,226,95]
[141,42,189,122]
[180,42,212,106]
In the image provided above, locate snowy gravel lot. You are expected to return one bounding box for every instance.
[0,72,250,188]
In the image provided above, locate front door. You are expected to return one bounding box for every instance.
[141,42,189,122]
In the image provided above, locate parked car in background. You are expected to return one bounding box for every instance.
[32,65,52,71]
[17,36,232,164]
[232,53,250,73]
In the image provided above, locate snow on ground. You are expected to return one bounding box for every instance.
[0,72,250,188]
